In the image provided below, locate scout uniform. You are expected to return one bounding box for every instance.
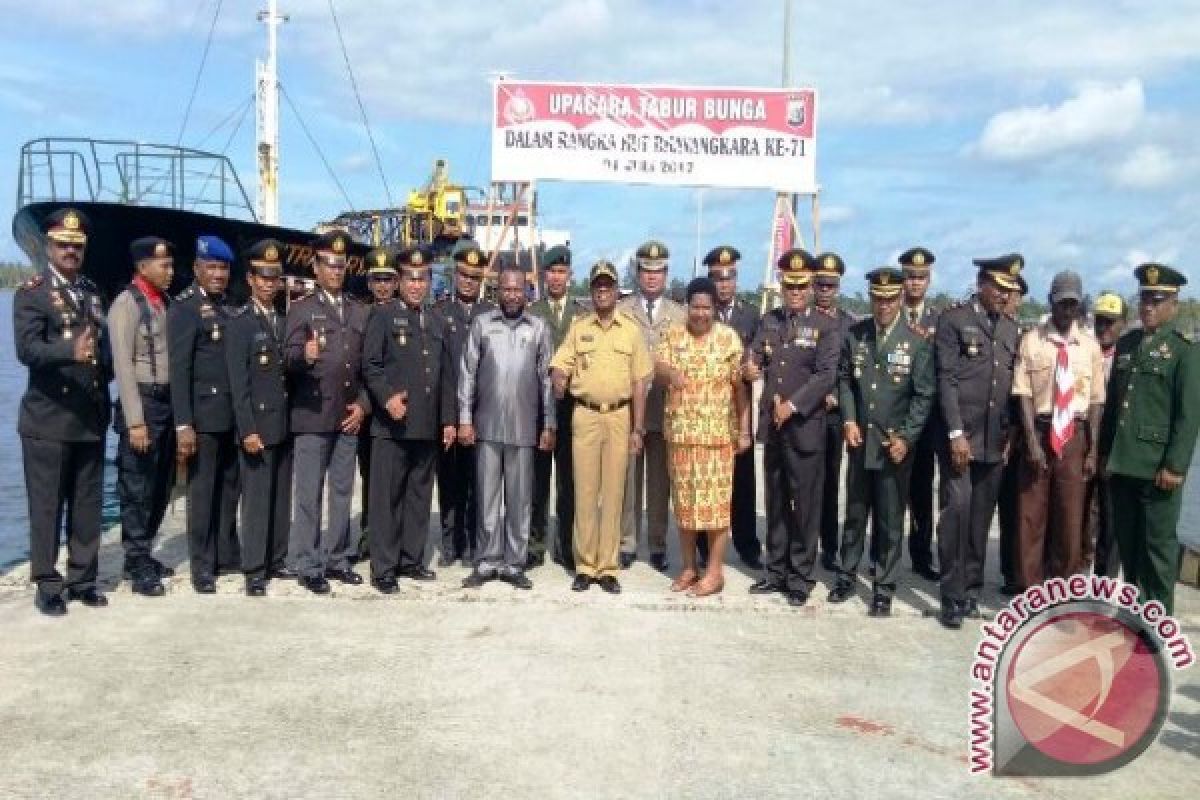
[549,261,653,581]
[933,254,1022,627]
[704,244,763,568]
[1100,263,1200,615]
[813,251,856,571]
[617,239,686,570]
[899,246,942,580]
[167,235,241,589]
[1083,292,1126,577]
[363,246,457,591]
[14,208,113,614]
[283,230,370,591]
[747,250,840,605]
[108,236,176,595]
[529,244,578,568]
[436,241,496,565]
[225,240,292,594]
[356,246,398,553]
[1011,271,1106,588]
[830,268,935,615]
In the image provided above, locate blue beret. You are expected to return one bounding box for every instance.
[196,234,234,264]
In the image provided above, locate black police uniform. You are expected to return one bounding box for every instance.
[750,305,839,599]
[934,291,1018,617]
[904,302,942,575]
[362,299,456,584]
[435,294,496,563]
[226,300,292,584]
[15,269,112,604]
[168,284,241,581]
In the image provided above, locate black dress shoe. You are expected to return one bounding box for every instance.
[786,590,809,607]
[741,552,763,571]
[245,578,267,597]
[820,552,838,572]
[371,574,399,594]
[597,575,622,594]
[123,558,175,580]
[868,594,892,617]
[400,565,437,582]
[325,568,364,586]
[267,565,298,581]
[192,575,217,594]
[504,571,534,590]
[999,582,1021,597]
[748,578,783,595]
[462,570,488,589]
[649,553,669,573]
[619,552,636,570]
[571,574,591,592]
[913,563,941,582]
[35,592,68,616]
[827,579,855,604]
[938,602,964,630]
[962,598,982,620]
[300,575,331,595]
[66,587,108,607]
[132,575,166,597]
[525,552,545,570]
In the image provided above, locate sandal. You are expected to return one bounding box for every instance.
[688,576,725,598]
[670,570,699,592]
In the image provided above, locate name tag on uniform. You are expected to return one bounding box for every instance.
[792,326,819,348]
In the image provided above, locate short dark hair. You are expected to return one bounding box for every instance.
[497,266,525,287]
[686,277,718,305]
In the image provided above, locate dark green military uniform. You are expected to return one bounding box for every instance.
[1100,263,1199,615]
[830,268,935,613]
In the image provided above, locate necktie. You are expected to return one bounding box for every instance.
[909,309,919,326]
[553,299,563,326]
[646,297,657,324]
[1049,338,1075,456]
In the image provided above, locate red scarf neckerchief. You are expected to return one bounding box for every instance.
[132,275,165,312]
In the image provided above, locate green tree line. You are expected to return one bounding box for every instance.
[0,262,35,288]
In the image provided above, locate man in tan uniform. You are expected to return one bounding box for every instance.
[550,261,652,594]
[617,240,685,572]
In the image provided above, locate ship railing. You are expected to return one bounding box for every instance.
[17,137,257,221]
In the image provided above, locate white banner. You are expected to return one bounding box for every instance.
[491,80,817,193]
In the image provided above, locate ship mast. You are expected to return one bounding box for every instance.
[256,0,287,224]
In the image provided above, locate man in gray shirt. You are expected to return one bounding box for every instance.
[458,267,556,589]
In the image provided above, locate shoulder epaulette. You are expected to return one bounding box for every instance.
[78,276,98,292]
[18,274,43,291]
[1172,327,1194,344]
[175,286,195,302]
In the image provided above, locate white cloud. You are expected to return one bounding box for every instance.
[1111,144,1178,189]
[820,205,856,225]
[974,79,1144,161]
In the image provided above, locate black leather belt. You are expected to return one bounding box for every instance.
[577,397,630,413]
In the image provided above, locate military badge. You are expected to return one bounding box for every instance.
[50,290,64,308]
[1146,265,1160,286]
[259,353,270,366]
[332,236,346,254]
[211,324,221,341]
[912,251,925,266]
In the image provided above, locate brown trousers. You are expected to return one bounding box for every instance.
[572,405,631,579]
[1016,423,1087,588]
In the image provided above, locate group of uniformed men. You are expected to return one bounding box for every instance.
[15,206,1198,625]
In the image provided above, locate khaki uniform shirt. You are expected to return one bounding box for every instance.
[550,311,652,407]
[1012,320,1105,415]
[108,287,170,428]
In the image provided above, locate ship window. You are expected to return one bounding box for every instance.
[517,215,528,227]
[492,215,504,225]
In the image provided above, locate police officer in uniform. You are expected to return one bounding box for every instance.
[933,255,1021,629]
[436,242,495,566]
[899,246,942,581]
[363,246,457,593]
[812,251,855,572]
[108,236,177,597]
[355,247,399,558]
[284,230,369,593]
[699,244,762,569]
[168,235,241,592]
[744,250,840,606]
[1100,263,1199,616]
[529,244,577,570]
[828,267,935,616]
[14,208,112,615]
[225,240,293,596]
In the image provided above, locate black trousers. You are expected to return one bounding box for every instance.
[820,419,843,559]
[370,438,437,577]
[532,397,574,561]
[997,455,1021,587]
[907,425,937,569]
[357,429,372,533]
[116,391,175,574]
[238,441,293,581]
[437,440,478,559]
[186,430,240,578]
[763,437,825,594]
[21,436,104,597]
[936,454,1004,604]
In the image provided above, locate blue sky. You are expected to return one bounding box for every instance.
[2,0,1198,300]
